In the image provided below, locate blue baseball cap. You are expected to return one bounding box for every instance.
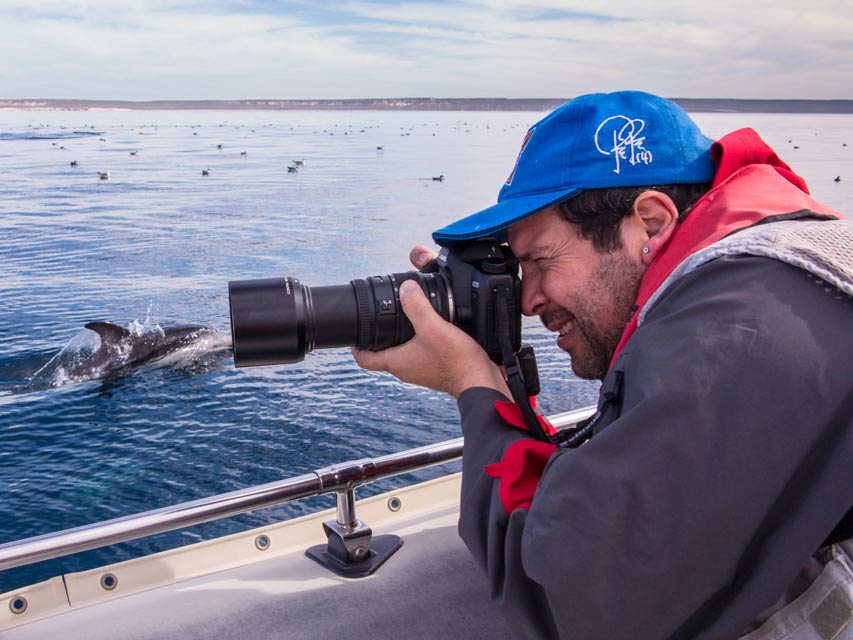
[432,91,716,245]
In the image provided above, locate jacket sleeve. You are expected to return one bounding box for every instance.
[457,387,562,640]
[456,256,853,640]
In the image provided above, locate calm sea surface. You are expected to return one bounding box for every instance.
[1,109,851,592]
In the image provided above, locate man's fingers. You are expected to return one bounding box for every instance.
[352,274,508,398]
[351,345,388,371]
[410,245,437,270]
[354,281,437,372]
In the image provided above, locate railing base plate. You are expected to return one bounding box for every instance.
[305,534,403,578]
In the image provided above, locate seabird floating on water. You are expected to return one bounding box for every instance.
[98,171,110,180]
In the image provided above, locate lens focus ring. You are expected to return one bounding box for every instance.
[352,278,375,349]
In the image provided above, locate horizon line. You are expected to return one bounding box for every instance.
[3,97,853,114]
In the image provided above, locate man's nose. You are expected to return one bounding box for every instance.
[520,278,547,316]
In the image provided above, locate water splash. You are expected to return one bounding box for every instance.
[29,328,100,388]
[27,318,232,389]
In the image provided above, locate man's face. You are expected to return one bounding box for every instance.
[507,206,645,381]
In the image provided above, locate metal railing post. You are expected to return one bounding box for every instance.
[0,406,597,576]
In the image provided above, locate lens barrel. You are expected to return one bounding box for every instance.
[228,272,452,367]
[353,272,452,351]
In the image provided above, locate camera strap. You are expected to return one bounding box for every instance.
[494,287,555,444]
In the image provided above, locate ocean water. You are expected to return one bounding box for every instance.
[0,109,850,593]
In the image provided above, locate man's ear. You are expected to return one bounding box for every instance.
[631,191,679,264]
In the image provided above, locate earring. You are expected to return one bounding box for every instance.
[642,246,650,254]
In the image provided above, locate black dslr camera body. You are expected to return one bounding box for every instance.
[228,237,522,367]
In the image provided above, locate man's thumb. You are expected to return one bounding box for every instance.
[398,279,432,326]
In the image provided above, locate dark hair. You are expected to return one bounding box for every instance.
[555,183,711,252]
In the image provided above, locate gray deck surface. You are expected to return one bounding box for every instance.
[5,520,518,639]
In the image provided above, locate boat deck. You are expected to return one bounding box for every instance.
[2,474,517,639]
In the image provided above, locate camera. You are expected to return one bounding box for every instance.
[227,238,522,367]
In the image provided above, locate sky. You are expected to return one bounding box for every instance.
[0,0,851,101]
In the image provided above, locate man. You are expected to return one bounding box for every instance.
[354,92,852,639]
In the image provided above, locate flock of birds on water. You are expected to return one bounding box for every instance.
[32,120,493,183]
[28,120,847,185]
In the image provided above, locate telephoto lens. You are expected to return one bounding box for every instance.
[228,272,452,367]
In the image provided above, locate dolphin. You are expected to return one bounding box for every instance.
[69,321,232,380]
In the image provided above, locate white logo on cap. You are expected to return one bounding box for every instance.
[594,115,653,174]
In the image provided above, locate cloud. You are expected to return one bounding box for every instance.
[0,0,850,99]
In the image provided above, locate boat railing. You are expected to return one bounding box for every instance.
[0,405,596,576]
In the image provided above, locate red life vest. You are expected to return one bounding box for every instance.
[486,128,842,515]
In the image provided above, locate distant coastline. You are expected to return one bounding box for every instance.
[2,97,853,113]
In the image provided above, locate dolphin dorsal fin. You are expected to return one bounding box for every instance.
[85,322,131,344]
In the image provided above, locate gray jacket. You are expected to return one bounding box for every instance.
[457,220,853,639]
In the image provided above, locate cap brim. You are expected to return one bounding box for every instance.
[432,187,581,245]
